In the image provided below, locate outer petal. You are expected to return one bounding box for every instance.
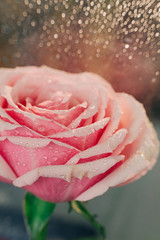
[75,117,159,201]
[0,155,17,182]
[0,136,80,177]
[114,93,146,154]
[13,155,124,202]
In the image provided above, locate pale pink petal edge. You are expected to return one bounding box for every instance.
[75,117,159,201]
[0,155,17,181]
[13,155,124,187]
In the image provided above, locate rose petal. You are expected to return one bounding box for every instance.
[0,154,17,181]
[75,117,159,201]
[0,135,79,149]
[81,72,115,122]
[29,101,87,126]
[52,117,110,138]
[2,85,68,134]
[13,155,124,187]
[51,117,110,150]
[6,109,68,136]
[114,93,146,154]
[0,138,80,176]
[0,126,42,138]
[38,92,72,110]
[66,128,127,164]
[98,98,122,143]
[0,118,20,132]
[0,108,18,124]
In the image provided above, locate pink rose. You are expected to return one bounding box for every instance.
[0,66,159,202]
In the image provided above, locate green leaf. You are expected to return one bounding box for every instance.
[23,192,56,240]
[69,201,106,240]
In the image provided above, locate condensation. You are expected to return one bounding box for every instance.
[0,0,159,111]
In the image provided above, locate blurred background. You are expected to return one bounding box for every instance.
[0,0,159,239]
[0,0,160,113]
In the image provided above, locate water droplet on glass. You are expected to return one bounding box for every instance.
[0,0,159,112]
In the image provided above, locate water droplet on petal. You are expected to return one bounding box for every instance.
[90,105,95,110]
[48,78,53,83]
[52,157,58,161]
[37,125,46,132]
[26,131,32,137]
[15,130,19,135]
[60,175,65,179]
[91,128,95,133]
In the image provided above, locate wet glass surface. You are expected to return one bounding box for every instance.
[0,0,159,112]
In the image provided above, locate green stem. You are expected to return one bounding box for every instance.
[69,201,106,240]
[23,192,56,240]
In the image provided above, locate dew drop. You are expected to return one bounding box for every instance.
[90,105,95,110]
[15,130,19,135]
[26,132,32,137]
[91,128,95,133]
[48,78,52,83]
[92,167,98,172]
[52,157,58,161]
[37,125,46,132]
[60,175,65,179]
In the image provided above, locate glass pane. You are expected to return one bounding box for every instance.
[0,0,159,113]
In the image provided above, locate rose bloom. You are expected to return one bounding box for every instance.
[0,66,159,202]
